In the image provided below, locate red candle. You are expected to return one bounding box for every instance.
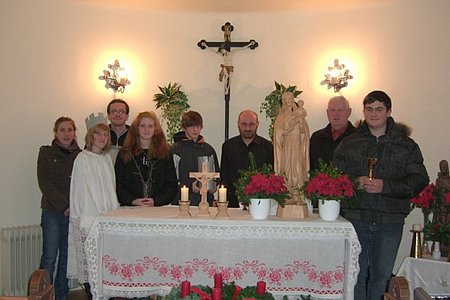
[212,287,222,300]
[232,285,242,300]
[214,273,223,289]
[180,280,191,298]
[256,281,266,295]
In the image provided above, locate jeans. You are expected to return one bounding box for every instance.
[350,219,403,300]
[39,209,69,300]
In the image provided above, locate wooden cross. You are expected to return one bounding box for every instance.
[190,161,220,216]
[197,22,258,141]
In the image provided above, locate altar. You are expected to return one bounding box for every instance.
[85,206,361,299]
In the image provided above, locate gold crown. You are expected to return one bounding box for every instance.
[85,113,107,130]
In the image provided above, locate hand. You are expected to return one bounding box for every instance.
[192,181,201,193]
[64,208,70,217]
[208,181,218,194]
[359,176,383,193]
[132,198,155,207]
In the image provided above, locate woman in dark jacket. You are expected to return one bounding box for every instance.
[37,116,81,300]
[115,111,177,206]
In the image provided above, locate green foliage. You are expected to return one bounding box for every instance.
[153,82,191,143]
[260,81,302,140]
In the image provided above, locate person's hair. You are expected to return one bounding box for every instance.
[53,116,76,134]
[328,96,350,109]
[85,123,111,153]
[181,111,203,128]
[107,98,130,114]
[238,110,258,122]
[363,90,392,110]
[120,111,170,161]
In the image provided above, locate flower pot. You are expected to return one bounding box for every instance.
[318,199,340,221]
[249,198,271,220]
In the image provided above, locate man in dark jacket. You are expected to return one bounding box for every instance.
[333,90,429,300]
[309,95,355,171]
[170,111,220,205]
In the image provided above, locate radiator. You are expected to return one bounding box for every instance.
[1,225,42,296]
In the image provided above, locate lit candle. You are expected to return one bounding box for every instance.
[256,281,266,295]
[412,224,421,231]
[219,185,227,203]
[181,185,189,202]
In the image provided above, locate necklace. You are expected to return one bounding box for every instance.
[130,150,158,198]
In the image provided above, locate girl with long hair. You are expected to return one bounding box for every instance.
[115,111,177,206]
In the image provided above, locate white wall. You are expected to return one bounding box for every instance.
[1,0,448,278]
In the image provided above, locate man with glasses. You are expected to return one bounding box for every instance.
[107,98,129,161]
[333,90,429,300]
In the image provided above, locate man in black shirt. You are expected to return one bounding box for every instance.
[220,110,273,207]
[309,96,355,171]
[107,99,130,161]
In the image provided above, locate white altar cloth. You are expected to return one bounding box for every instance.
[85,206,360,299]
[397,256,450,299]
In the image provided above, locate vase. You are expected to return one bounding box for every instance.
[432,241,441,259]
[421,211,432,257]
[318,199,340,221]
[249,198,271,220]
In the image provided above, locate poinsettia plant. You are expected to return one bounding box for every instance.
[235,153,289,207]
[301,160,357,206]
[411,183,450,244]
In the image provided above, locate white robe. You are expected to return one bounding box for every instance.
[67,150,119,283]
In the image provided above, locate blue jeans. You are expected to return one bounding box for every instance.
[350,220,403,300]
[39,209,69,300]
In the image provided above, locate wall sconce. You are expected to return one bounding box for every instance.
[98,59,130,93]
[321,59,353,93]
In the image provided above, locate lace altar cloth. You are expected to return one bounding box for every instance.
[397,257,450,299]
[85,206,361,300]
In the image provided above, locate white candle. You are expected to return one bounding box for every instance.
[412,224,421,231]
[181,185,189,202]
[219,185,227,203]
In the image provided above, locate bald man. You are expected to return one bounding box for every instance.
[309,96,355,171]
[220,110,273,207]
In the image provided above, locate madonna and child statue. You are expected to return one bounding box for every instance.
[273,91,310,218]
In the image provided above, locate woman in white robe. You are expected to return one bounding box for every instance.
[67,123,119,299]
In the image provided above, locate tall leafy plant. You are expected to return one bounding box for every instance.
[260,81,302,140]
[153,82,190,143]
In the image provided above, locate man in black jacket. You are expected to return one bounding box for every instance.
[309,95,355,171]
[334,90,429,300]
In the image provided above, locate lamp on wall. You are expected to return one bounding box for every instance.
[321,59,353,93]
[98,59,130,93]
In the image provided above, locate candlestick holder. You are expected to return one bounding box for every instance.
[367,157,378,180]
[410,229,422,258]
[215,201,230,219]
[178,200,191,218]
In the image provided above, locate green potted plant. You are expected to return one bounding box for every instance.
[260,81,302,140]
[153,82,190,143]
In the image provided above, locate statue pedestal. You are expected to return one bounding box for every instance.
[276,203,308,219]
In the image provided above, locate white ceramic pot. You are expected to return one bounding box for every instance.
[318,199,340,221]
[249,198,271,220]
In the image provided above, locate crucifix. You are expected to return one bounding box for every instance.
[190,161,220,217]
[198,22,258,141]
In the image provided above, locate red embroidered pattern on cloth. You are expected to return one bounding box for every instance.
[102,255,344,289]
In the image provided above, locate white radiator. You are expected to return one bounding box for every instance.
[1,224,42,296]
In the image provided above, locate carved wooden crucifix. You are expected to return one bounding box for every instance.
[197,22,258,141]
[190,161,220,217]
